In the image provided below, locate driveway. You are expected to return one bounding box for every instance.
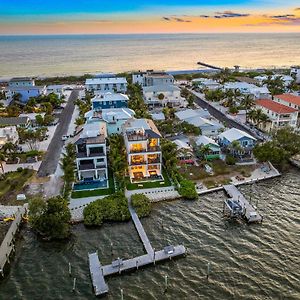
[37,89,79,177]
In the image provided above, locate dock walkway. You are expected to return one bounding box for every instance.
[0,205,27,276]
[88,201,186,296]
[224,185,262,222]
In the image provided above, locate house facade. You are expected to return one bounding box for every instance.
[85,77,127,93]
[196,135,221,160]
[8,77,35,88]
[123,119,163,182]
[223,82,270,99]
[46,85,65,99]
[132,71,174,87]
[255,99,298,132]
[218,128,256,157]
[92,92,129,110]
[143,84,185,107]
[74,121,108,189]
[291,66,300,84]
[85,108,135,135]
[192,78,221,91]
[5,86,47,103]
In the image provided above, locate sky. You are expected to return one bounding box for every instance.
[0,0,300,34]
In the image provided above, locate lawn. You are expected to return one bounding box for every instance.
[126,169,172,190]
[71,170,115,199]
[0,169,35,204]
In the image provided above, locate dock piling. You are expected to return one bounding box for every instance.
[207,262,211,279]
[164,275,168,293]
[72,277,76,292]
[68,262,72,276]
[121,288,124,300]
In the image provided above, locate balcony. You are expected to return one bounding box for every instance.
[129,148,147,154]
[127,132,147,141]
[147,145,160,152]
[76,151,105,158]
[147,158,161,164]
[130,160,147,166]
[79,163,95,171]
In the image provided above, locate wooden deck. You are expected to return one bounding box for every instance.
[0,205,27,276]
[88,201,186,296]
[224,185,262,223]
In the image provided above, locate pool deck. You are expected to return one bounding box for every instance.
[88,200,186,297]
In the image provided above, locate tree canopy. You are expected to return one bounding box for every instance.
[29,196,71,240]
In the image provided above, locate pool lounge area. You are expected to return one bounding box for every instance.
[73,179,108,191]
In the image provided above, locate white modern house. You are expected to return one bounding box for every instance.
[255,99,298,132]
[192,78,221,90]
[123,118,163,182]
[291,66,300,84]
[46,85,65,99]
[133,71,174,87]
[0,126,19,148]
[74,121,108,189]
[143,84,185,107]
[85,77,127,94]
[91,92,129,110]
[223,82,270,99]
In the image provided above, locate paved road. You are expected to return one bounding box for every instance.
[191,91,263,141]
[37,89,79,177]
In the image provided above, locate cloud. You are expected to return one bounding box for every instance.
[199,11,250,19]
[162,16,191,23]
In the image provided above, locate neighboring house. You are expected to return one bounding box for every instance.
[123,118,163,182]
[173,139,194,164]
[254,75,294,87]
[85,108,135,135]
[175,108,211,120]
[5,86,47,103]
[92,92,129,110]
[151,112,165,121]
[8,77,35,88]
[192,78,221,90]
[218,128,256,156]
[133,71,174,87]
[223,82,270,99]
[273,94,300,124]
[196,135,221,160]
[0,116,30,128]
[255,99,298,132]
[175,108,223,136]
[85,77,127,93]
[46,85,65,99]
[291,66,300,84]
[74,121,108,189]
[143,84,185,107]
[0,126,19,148]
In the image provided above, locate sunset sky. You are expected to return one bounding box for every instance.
[1,0,300,34]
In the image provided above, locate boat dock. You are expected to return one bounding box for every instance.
[223,185,262,223]
[0,205,27,277]
[88,201,186,296]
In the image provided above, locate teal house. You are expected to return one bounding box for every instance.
[196,135,221,160]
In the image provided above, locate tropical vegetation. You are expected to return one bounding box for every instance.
[131,194,151,217]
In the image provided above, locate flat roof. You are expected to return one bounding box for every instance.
[0,116,29,126]
[86,77,127,85]
[256,99,298,114]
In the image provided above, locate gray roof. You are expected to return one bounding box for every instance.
[10,77,34,82]
[0,117,29,126]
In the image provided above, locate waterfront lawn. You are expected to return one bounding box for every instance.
[0,169,35,204]
[126,169,172,190]
[71,170,115,199]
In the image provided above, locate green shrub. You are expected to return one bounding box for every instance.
[225,155,236,165]
[131,194,151,218]
[83,192,130,226]
[178,179,198,200]
[17,167,23,172]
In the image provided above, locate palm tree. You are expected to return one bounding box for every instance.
[199,144,211,161]
[0,152,5,173]
[230,140,243,156]
[241,94,255,122]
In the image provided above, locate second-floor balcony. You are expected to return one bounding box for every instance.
[76,151,105,158]
[147,158,161,164]
[78,162,106,170]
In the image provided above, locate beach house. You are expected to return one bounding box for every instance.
[218,128,256,157]
[196,135,221,160]
[255,99,298,132]
[123,118,163,183]
[74,121,108,190]
[92,92,129,110]
[85,76,127,94]
[0,126,19,149]
[273,94,300,124]
[132,71,174,87]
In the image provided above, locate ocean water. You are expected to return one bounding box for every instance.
[0,33,300,78]
[0,169,299,299]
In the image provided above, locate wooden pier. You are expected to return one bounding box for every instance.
[223,185,262,223]
[88,202,186,296]
[0,205,27,277]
